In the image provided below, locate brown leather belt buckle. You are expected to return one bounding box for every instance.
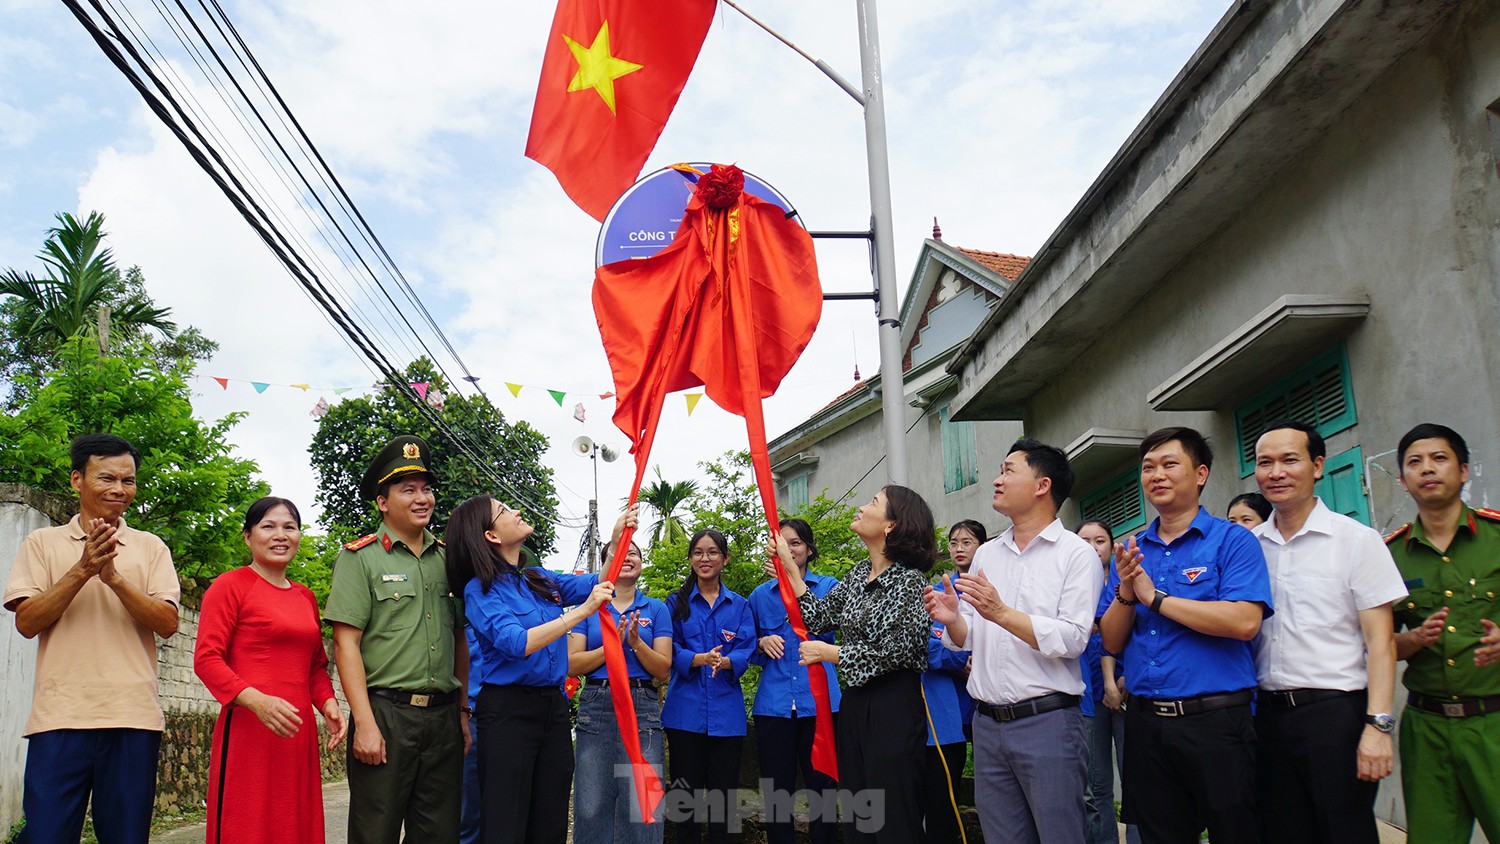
[410,693,431,707]
[1151,700,1185,717]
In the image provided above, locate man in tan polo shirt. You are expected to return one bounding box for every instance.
[4,433,180,844]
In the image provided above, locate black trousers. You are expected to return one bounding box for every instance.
[666,728,744,844]
[838,670,926,843]
[1122,702,1258,844]
[922,742,968,844]
[1255,691,1379,844]
[753,714,839,844]
[476,684,573,844]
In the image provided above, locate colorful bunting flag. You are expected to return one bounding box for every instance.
[213,377,229,390]
[411,382,430,400]
[251,382,269,394]
[548,389,566,406]
[507,382,524,397]
[573,402,586,423]
[291,383,309,391]
[310,397,330,418]
[684,393,703,416]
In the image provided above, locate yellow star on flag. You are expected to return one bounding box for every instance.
[563,20,643,114]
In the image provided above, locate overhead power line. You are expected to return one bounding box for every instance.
[61,0,587,528]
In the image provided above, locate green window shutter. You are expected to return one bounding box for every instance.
[786,474,809,511]
[1079,469,1147,536]
[1234,343,1357,477]
[1314,447,1370,526]
[940,405,979,493]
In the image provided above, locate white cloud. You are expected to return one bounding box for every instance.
[5,0,1232,565]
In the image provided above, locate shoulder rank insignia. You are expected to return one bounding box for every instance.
[1474,508,1500,523]
[1384,524,1411,545]
[344,534,378,551]
[436,538,446,547]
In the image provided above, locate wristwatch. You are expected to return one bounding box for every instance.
[1364,713,1395,733]
[1150,589,1168,614]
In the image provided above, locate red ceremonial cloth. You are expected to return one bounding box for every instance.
[593,165,837,785]
[525,0,716,220]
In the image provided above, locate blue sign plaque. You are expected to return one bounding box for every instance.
[595,163,799,268]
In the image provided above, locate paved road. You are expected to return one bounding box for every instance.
[150,779,350,844]
[149,778,1410,844]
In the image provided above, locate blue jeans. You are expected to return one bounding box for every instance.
[460,717,480,844]
[573,684,666,844]
[1086,707,1141,844]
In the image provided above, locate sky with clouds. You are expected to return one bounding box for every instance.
[1,0,1229,567]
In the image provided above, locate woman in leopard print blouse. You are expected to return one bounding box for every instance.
[773,485,936,843]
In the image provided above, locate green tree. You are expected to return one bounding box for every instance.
[637,466,696,548]
[638,450,866,600]
[0,338,269,587]
[307,358,560,554]
[0,212,217,403]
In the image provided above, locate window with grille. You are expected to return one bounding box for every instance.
[1079,469,1146,536]
[1233,343,1357,477]
[940,405,979,493]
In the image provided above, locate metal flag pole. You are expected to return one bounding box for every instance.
[855,0,908,485]
[723,0,909,485]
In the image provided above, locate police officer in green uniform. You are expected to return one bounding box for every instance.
[1387,423,1500,844]
[326,435,470,844]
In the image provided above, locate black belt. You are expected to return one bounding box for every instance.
[597,678,654,689]
[1131,690,1253,717]
[369,688,458,708]
[975,692,1079,723]
[1258,688,1359,710]
[1408,691,1500,719]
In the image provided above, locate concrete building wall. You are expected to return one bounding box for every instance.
[1017,7,1499,837]
[0,500,49,829]
[1029,3,1500,526]
[784,399,1020,542]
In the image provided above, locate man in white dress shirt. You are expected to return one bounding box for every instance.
[925,439,1104,844]
[1250,419,1406,844]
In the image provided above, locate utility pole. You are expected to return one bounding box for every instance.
[97,304,111,355]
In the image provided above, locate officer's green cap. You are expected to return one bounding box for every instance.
[360,435,436,501]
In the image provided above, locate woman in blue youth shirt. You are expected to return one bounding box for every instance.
[447,495,614,844]
[662,529,757,844]
[749,518,841,844]
[569,531,673,843]
[920,520,987,844]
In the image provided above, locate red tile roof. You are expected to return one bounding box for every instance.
[953,248,1030,281]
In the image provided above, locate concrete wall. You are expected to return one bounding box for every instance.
[782,397,1021,543]
[0,500,49,828]
[1016,6,1499,838]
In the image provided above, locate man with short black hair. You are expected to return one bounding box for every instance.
[1099,426,1272,844]
[1387,423,1500,844]
[926,439,1103,843]
[1249,419,1405,844]
[325,435,470,844]
[4,433,180,844]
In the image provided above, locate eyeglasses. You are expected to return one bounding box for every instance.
[690,549,723,560]
[491,503,517,530]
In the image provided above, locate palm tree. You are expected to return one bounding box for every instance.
[0,211,176,348]
[637,467,697,548]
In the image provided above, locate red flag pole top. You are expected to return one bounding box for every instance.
[593,164,836,780]
[526,0,717,220]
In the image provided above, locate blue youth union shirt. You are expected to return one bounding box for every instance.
[749,574,842,717]
[1102,508,1273,699]
[661,582,757,737]
[466,571,599,689]
[575,591,672,681]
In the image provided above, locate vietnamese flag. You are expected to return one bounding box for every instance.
[526,0,717,220]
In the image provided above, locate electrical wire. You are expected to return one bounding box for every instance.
[61,0,583,528]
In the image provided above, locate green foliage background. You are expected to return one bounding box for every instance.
[307,358,559,553]
[0,339,268,588]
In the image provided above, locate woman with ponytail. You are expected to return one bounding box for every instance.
[446,495,617,844]
[771,485,937,843]
[660,529,757,844]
